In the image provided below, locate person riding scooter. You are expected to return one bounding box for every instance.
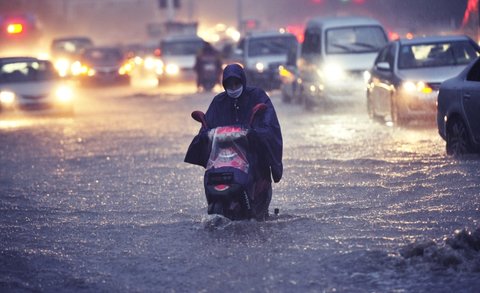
[185,63,283,220]
[193,41,223,92]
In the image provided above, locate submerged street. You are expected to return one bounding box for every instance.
[1,81,479,292]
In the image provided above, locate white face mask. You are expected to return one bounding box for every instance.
[226,86,243,99]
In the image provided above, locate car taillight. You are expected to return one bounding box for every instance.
[7,23,23,34]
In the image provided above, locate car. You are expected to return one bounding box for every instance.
[437,56,480,156]
[50,36,94,77]
[297,16,388,109]
[74,47,133,85]
[227,31,299,91]
[156,35,205,83]
[367,35,480,126]
[0,57,74,116]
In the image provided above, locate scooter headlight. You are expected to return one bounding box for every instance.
[255,62,265,73]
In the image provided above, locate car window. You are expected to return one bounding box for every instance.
[326,25,387,54]
[247,36,297,57]
[466,58,480,82]
[161,40,203,56]
[84,49,123,62]
[375,43,395,68]
[398,40,479,69]
[301,28,321,55]
[52,39,93,54]
[0,60,56,83]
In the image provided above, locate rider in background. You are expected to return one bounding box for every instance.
[185,63,283,220]
[193,41,223,92]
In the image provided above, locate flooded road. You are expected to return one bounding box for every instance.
[1,84,479,292]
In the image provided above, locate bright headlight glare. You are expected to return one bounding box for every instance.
[403,81,432,93]
[322,63,345,81]
[363,70,371,83]
[255,62,265,72]
[0,91,15,104]
[55,85,73,102]
[165,63,179,75]
[55,59,71,76]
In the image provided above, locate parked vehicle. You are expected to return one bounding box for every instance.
[75,47,132,85]
[297,16,388,109]
[156,35,205,83]
[367,35,480,125]
[228,31,298,91]
[50,36,93,77]
[437,56,480,156]
[0,57,74,116]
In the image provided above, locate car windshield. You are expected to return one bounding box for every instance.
[0,60,56,83]
[326,25,387,54]
[161,39,204,56]
[52,38,93,55]
[83,49,123,62]
[247,35,298,57]
[398,40,480,69]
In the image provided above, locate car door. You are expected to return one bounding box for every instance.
[463,59,480,143]
[370,43,395,116]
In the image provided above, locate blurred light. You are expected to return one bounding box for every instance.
[255,62,265,72]
[55,58,71,77]
[322,63,345,81]
[389,32,399,40]
[403,81,432,93]
[406,32,414,40]
[7,23,23,34]
[363,70,371,83]
[0,91,15,105]
[118,62,133,75]
[165,63,179,75]
[55,85,73,102]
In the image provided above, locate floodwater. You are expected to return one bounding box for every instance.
[1,86,479,292]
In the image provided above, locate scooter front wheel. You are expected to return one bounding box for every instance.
[212,202,224,216]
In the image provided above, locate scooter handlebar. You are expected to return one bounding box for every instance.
[249,103,268,127]
[191,110,208,129]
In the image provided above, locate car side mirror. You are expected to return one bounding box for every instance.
[376,62,391,71]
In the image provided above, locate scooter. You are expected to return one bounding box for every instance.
[198,58,220,92]
[191,103,267,220]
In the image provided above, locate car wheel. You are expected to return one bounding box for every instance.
[446,118,472,156]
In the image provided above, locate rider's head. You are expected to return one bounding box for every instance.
[222,63,246,99]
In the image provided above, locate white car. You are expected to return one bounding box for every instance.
[0,57,74,116]
[156,35,205,83]
[298,16,388,108]
[367,35,480,125]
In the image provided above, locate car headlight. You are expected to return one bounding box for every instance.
[0,91,15,105]
[363,70,371,84]
[402,81,432,94]
[255,62,265,73]
[54,58,71,77]
[55,85,73,103]
[320,63,346,82]
[118,61,134,75]
[165,63,179,76]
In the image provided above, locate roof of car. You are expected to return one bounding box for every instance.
[244,30,296,39]
[161,34,204,43]
[52,36,93,43]
[0,56,41,64]
[306,16,384,30]
[397,35,474,46]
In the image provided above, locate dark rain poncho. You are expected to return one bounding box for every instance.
[184,63,283,184]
